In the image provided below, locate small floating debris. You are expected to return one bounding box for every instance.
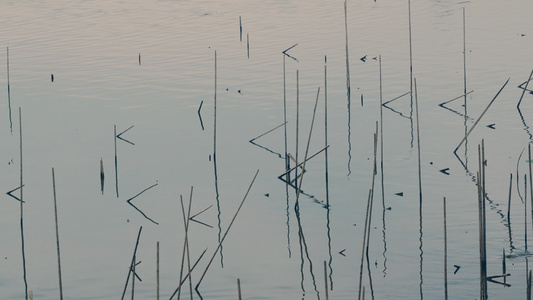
[6,184,25,202]
[454,265,461,274]
[126,183,159,225]
[189,203,213,228]
[189,204,213,229]
[282,43,298,61]
[197,100,204,131]
[116,125,135,145]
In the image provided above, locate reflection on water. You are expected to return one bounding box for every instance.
[2,0,533,299]
[212,51,223,268]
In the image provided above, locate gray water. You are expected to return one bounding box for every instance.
[1,0,533,299]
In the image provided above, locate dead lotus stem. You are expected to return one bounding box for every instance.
[295,87,321,206]
[195,170,260,291]
[52,168,64,300]
[454,78,509,154]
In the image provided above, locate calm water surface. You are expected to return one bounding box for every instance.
[1,0,533,299]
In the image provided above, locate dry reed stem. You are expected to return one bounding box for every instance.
[52,168,63,300]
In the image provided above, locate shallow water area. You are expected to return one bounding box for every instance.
[1,0,533,299]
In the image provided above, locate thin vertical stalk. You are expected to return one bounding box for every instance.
[324,57,329,206]
[529,144,533,236]
[295,69,300,184]
[295,88,321,207]
[408,0,414,148]
[414,78,422,206]
[283,53,291,258]
[379,55,385,211]
[463,7,468,162]
[379,55,388,279]
[526,174,529,252]
[345,0,352,176]
[177,195,189,300]
[177,188,194,300]
[131,256,136,300]
[477,169,484,300]
[283,55,289,177]
[508,173,513,226]
[481,139,488,299]
[357,189,372,300]
[237,278,242,300]
[7,47,12,133]
[157,241,160,300]
[114,125,119,198]
[213,51,217,164]
[187,188,194,300]
[408,0,413,95]
[415,79,424,299]
[121,226,143,300]
[463,7,467,109]
[239,16,242,42]
[19,107,28,300]
[508,173,514,251]
[443,197,448,300]
[344,0,351,100]
[324,56,333,290]
[527,270,531,300]
[213,51,223,266]
[365,125,378,300]
[477,145,485,300]
[324,261,329,300]
[52,168,63,300]
[195,170,259,291]
[502,248,507,285]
